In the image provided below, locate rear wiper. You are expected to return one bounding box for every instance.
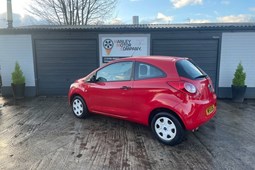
[194,74,207,79]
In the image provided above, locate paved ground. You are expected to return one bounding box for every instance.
[0,97,255,170]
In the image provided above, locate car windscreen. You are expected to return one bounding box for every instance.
[176,59,206,79]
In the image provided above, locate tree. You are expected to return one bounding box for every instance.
[12,62,25,85]
[232,62,246,87]
[28,0,118,25]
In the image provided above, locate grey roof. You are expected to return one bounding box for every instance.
[1,22,255,31]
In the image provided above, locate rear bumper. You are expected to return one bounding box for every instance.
[174,94,217,130]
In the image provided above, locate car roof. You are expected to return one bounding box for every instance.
[114,56,187,63]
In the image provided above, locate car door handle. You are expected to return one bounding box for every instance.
[120,86,131,90]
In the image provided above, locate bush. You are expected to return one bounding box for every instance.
[12,62,25,85]
[232,62,246,86]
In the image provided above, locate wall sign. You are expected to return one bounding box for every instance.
[99,34,150,65]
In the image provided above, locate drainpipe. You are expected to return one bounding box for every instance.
[7,0,13,28]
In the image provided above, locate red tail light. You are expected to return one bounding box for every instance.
[167,81,197,94]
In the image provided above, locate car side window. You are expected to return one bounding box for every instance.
[135,62,166,80]
[96,62,133,82]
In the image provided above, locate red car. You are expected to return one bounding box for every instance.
[68,56,217,145]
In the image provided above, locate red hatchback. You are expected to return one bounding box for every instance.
[68,56,217,145]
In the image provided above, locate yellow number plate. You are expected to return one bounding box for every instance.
[206,105,215,116]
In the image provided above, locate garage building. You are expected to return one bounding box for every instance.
[0,23,254,98]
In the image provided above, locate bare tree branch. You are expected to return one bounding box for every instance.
[27,0,117,25]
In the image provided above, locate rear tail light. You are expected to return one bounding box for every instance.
[208,84,215,93]
[184,82,196,93]
[167,81,197,94]
[208,78,215,93]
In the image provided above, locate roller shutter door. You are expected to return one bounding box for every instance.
[152,39,219,88]
[36,39,97,95]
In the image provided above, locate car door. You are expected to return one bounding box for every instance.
[131,62,167,122]
[88,61,134,118]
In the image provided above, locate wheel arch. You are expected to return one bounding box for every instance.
[70,93,87,105]
[148,108,186,130]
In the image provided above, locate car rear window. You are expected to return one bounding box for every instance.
[176,59,204,79]
[135,62,166,80]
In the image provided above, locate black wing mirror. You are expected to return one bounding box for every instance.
[89,75,96,82]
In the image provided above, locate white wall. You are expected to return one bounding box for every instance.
[0,34,35,87]
[219,32,255,87]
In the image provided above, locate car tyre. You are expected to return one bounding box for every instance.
[151,112,184,146]
[71,96,89,118]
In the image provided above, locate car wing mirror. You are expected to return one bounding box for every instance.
[96,77,107,82]
[89,75,96,82]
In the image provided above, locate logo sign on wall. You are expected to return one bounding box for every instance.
[99,34,150,65]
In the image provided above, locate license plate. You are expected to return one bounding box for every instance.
[206,105,215,116]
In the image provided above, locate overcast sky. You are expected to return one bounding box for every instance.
[0,0,255,27]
